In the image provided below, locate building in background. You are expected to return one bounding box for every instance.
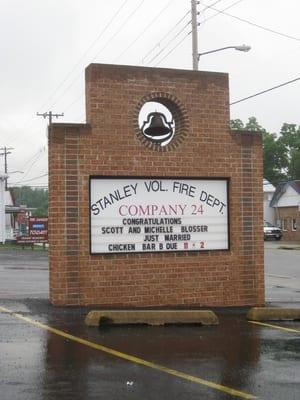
[4,189,15,240]
[263,179,276,225]
[270,180,300,241]
[0,176,36,243]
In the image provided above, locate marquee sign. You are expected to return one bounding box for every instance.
[90,177,229,254]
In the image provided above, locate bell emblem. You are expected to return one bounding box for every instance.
[141,112,174,145]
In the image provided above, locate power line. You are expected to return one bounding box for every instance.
[201,2,300,42]
[48,0,146,111]
[147,19,191,65]
[199,0,244,24]
[11,173,48,185]
[154,31,192,67]
[62,1,158,112]
[148,1,232,68]
[64,2,188,110]
[5,0,131,144]
[21,148,44,169]
[141,9,190,64]
[63,92,85,114]
[38,0,130,112]
[230,76,300,105]
[87,0,146,64]
[201,0,226,13]
[113,0,173,63]
[19,150,47,184]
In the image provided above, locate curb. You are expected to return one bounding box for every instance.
[247,307,300,321]
[85,310,219,327]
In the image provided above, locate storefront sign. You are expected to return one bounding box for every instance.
[90,177,229,254]
[29,217,48,242]
[17,216,48,244]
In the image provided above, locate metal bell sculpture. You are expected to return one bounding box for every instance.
[141,112,174,145]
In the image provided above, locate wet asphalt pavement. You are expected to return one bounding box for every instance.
[0,249,48,299]
[264,241,300,303]
[0,246,300,400]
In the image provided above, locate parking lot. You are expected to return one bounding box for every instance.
[0,244,300,400]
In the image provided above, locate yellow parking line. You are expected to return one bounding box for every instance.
[249,320,300,334]
[0,305,256,400]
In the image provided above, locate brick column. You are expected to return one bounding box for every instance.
[49,123,90,305]
[64,130,80,304]
[239,132,264,305]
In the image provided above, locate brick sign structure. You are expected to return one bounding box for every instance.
[48,63,264,307]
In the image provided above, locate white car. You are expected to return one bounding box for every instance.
[264,221,282,241]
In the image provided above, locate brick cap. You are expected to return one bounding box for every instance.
[231,129,263,136]
[50,123,91,129]
[85,62,228,81]
[85,309,219,326]
[48,123,91,137]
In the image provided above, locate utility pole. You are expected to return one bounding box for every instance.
[37,111,64,125]
[191,0,199,71]
[0,174,6,243]
[0,146,14,190]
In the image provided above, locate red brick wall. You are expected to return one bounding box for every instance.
[48,63,264,307]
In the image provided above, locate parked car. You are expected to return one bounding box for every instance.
[264,221,282,241]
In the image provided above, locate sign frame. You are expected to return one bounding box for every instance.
[89,176,230,255]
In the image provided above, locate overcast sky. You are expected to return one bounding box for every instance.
[1,0,300,187]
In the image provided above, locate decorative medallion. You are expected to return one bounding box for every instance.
[134,93,189,151]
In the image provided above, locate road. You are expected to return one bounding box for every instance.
[1,243,299,302]
[264,241,300,303]
[0,244,299,400]
[0,248,48,299]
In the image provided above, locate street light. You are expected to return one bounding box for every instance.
[198,44,251,61]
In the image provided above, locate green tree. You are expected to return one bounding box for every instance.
[262,131,288,184]
[278,123,300,180]
[230,118,244,130]
[11,186,48,216]
[230,116,289,184]
[244,116,266,132]
[289,149,300,180]
[230,116,266,132]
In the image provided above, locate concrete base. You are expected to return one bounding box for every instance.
[247,307,300,321]
[85,310,219,327]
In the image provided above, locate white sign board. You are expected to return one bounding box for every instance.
[90,177,229,254]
